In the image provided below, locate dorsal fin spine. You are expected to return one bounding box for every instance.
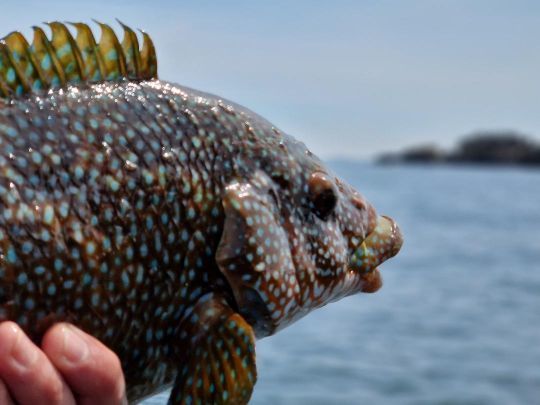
[0,80,9,97]
[0,40,30,95]
[47,22,86,84]
[3,32,45,93]
[0,21,158,99]
[118,20,142,79]
[140,30,157,80]
[31,26,67,88]
[95,21,128,81]
[0,43,13,96]
[69,22,106,82]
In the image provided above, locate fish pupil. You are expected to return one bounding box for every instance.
[312,187,337,220]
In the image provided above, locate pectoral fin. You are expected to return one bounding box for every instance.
[170,294,257,405]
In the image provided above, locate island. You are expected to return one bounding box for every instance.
[377,131,540,166]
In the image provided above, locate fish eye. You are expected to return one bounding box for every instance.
[308,172,337,220]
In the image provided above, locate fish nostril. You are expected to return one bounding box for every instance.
[351,196,365,211]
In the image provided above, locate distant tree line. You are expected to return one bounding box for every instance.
[378,131,540,166]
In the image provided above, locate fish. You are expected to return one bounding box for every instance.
[0,21,403,404]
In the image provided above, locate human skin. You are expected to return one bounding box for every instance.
[0,322,126,404]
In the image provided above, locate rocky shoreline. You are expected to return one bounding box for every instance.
[378,131,540,166]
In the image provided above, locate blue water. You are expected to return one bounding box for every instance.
[145,163,540,404]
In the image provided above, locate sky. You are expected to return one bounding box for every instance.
[1,0,539,159]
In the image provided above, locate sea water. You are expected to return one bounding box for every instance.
[145,163,540,404]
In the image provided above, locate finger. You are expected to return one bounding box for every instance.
[42,323,127,405]
[0,322,76,405]
[0,379,15,405]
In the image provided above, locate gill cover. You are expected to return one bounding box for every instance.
[216,171,300,338]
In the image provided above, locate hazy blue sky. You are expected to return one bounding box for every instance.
[1,1,539,158]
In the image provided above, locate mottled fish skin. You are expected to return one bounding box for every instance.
[0,23,403,405]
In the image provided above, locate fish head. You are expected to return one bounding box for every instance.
[216,133,402,337]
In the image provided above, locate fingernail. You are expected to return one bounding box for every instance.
[62,325,89,363]
[10,324,39,369]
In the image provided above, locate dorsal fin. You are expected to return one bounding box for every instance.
[47,22,86,84]
[93,21,127,81]
[140,30,157,79]
[69,22,106,82]
[31,26,67,89]
[0,38,30,96]
[0,21,157,98]
[117,20,142,79]
[3,32,45,93]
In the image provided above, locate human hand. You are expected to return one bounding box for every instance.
[0,322,127,404]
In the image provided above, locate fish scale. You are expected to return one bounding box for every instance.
[0,21,402,404]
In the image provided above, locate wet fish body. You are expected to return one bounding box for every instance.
[0,22,402,403]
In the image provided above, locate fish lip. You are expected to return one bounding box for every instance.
[347,215,403,274]
[381,215,403,257]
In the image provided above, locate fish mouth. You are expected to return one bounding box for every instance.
[348,215,403,293]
